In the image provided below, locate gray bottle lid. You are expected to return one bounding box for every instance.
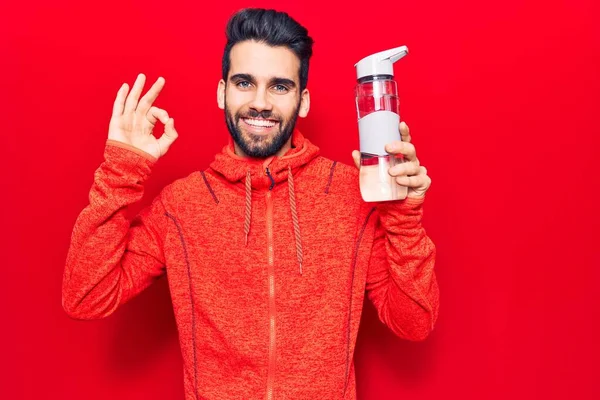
[355,45,409,80]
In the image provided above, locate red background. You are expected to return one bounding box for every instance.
[2,0,599,399]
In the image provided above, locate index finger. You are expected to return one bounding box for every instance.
[136,77,166,115]
[400,121,411,143]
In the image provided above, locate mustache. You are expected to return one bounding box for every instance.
[239,109,280,121]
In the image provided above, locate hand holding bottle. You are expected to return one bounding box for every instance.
[352,121,431,199]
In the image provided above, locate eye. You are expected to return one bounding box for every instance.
[272,84,289,93]
[236,81,252,89]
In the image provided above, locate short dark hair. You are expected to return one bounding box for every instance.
[222,8,314,91]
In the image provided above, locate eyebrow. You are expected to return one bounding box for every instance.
[229,73,297,89]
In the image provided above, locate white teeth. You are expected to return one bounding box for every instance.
[244,118,276,128]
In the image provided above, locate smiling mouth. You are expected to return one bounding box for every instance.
[242,117,278,128]
[241,118,279,134]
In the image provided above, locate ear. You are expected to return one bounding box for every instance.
[217,79,226,110]
[298,88,310,118]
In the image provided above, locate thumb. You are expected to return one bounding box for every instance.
[157,118,179,156]
[352,150,360,170]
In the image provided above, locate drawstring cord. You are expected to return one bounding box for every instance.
[244,171,252,245]
[288,166,304,275]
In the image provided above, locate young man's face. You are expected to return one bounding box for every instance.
[218,40,310,158]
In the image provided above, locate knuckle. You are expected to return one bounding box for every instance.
[394,165,405,176]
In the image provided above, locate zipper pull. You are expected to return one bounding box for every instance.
[265,167,275,191]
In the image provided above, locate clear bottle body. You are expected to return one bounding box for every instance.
[356,77,407,202]
[356,78,399,118]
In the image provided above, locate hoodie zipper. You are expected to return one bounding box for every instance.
[265,167,276,400]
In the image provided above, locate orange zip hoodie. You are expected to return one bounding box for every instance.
[62,129,439,400]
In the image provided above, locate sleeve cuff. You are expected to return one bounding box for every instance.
[373,195,426,218]
[105,139,159,163]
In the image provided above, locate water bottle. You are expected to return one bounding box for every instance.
[355,45,408,202]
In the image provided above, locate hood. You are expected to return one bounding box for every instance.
[209,129,320,190]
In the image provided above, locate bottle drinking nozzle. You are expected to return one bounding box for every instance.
[355,45,408,81]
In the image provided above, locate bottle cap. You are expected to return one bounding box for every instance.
[355,45,408,80]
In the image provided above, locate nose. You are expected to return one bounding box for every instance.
[248,86,273,112]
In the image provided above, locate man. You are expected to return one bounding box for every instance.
[62,8,439,400]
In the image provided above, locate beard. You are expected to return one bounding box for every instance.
[224,99,301,158]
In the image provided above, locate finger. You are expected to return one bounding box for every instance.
[352,150,360,169]
[395,168,431,188]
[146,106,170,126]
[137,77,166,116]
[156,118,179,156]
[124,73,146,114]
[112,83,129,117]
[388,161,421,177]
[399,121,411,143]
[385,141,417,161]
[385,140,403,154]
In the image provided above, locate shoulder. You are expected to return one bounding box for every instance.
[306,156,357,177]
[301,155,359,197]
[157,170,205,205]
[312,155,357,180]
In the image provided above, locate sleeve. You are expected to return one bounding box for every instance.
[365,196,440,341]
[62,140,169,320]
